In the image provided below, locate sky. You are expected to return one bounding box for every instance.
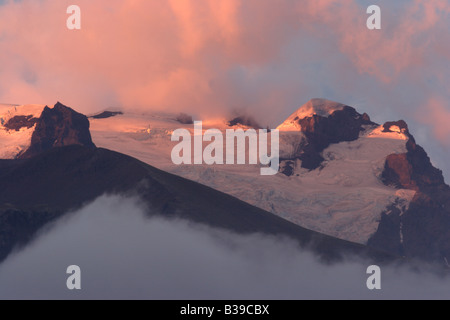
[1,195,449,300]
[0,0,448,179]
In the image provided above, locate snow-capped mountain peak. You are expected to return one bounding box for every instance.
[0,102,94,159]
[277,98,346,131]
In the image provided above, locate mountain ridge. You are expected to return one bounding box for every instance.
[0,145,395,265]
[1,99,449,265]
[276,99,450,264]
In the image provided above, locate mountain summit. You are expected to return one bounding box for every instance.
[278,99,375,170]
[0,102,95,159]
[19,102,95,159]
[277,98,348,131]
[273,99,450,263]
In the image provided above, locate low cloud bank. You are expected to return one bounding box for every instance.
[0,195,448,300]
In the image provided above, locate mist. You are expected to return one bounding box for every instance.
[0,195,449,300]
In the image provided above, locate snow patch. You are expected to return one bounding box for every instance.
[0,104,45,159]
[0,104,44,123]
[367,125,408,141]
[390,125,401,133]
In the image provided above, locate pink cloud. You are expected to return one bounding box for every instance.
[417,98,450,146]
[0,0,448,129]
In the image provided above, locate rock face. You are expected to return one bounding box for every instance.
[175,113,194,124]
[369,120,450,263]
[228,115,262,129]
[90,111,123,119]
[279,102,376,171]
[276,100,450,264]
[297,106,375,169]
[4,115,38,131]
[381,127,445,191]
[19,102,95,159]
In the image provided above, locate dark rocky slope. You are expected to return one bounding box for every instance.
[4,115,38,131]
[280,105,376,174]
[369,121,450,264]
[0,145,395,265]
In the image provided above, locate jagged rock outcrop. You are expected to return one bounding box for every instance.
[381,123,445,191]
[369,120,450,263]
[4,115,38,131]
[296,106,375,169]
[228,115,262,129]
[19,102,95,159]
[176,113,194,124]
[90,111,123,119]
[277,100,450,264]
[278,100,376,172]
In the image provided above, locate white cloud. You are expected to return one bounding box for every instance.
[0,195,449,300]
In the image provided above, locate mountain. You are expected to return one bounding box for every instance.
[84,98,448,265]
[0,102,397,265]
[0,102,94,159]
[275,99,450,263]
[19,102,95,159]
[1,100,449,265]
[0,149,394,265]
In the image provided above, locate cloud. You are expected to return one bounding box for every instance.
[0,194,449,300]
[0,0,448,179]
[417,98,450,146]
